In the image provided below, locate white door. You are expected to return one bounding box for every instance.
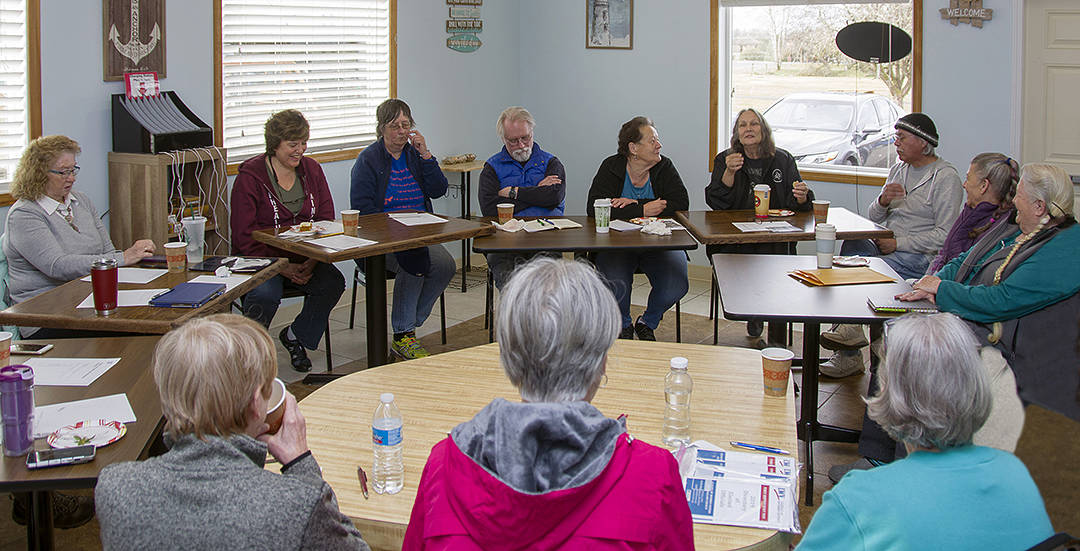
[1023,0,1080,215]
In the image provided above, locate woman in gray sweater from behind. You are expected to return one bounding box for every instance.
[96,314,370,551]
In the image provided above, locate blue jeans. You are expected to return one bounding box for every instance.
[242,262,345,350]
[840,239,930,281]
[594,249,688,329]
[385,244,455,334]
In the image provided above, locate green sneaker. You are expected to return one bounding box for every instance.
[392,335,430,359]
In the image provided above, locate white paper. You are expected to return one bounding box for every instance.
[305,234,378,251]
[23,357,121,387]
[732,221,802,233]
[76,289,168,309]
[80,268,167,285]
[609,220,642,232]
[659,218,686,231]
[188,273,251,293]
[33,393,137,438]
[388,212,446,226]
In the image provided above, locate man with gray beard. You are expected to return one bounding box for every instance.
[478,106,567,288]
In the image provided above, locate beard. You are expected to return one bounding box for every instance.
[510,147,532,163]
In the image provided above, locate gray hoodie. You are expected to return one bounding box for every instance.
[867,157,963,259]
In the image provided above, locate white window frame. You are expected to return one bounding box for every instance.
[0,0,40,201]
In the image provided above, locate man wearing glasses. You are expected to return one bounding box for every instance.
[478,106,567,289]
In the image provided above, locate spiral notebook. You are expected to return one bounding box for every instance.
[867,297,938,314]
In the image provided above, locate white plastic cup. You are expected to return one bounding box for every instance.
[181,216,207,264]
[593,198,612,233]
[816,223,836,269]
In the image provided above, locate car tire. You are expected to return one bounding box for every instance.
[844,157,858,166]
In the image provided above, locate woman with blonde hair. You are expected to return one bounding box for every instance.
[95,314,369,550]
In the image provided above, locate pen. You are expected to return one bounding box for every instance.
[539,218,553,226]
[730,441,790,455]
[357,466,369,499]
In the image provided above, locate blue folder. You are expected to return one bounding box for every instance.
[149,282,226,308]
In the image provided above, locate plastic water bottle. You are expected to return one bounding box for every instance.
[371,392,404,494]
[662,357,692,447]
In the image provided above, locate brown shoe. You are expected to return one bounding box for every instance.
[11,492,95,529]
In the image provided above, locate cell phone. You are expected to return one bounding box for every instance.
[10,343,53,355]
[26,445,96,469]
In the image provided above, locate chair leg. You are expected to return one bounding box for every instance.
[675,300,682,343]
[324,323,333,373]
[483,269,492,329]
[708,277,715,321]
[440,293,447,345]
[712,272,720,345]
[349,266,360,330]
[487,270,495,343]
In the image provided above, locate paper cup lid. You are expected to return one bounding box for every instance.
[165,241,186,248]
[761,347,795,361]
[497,203,514,208]
[594,198,611,206]
[754,184,771,192]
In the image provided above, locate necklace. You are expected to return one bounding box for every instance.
[61,203,79,233]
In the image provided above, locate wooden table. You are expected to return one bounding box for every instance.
[253,213,493,368]
[297,341,797,551]
[471,215,699,341]
[0,260,286,334]
[0,336,164,550]
[440,159,486,292]
[711,254,915,505]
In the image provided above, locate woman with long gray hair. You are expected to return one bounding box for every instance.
[404,257,693,549]
[798,313,1052,550]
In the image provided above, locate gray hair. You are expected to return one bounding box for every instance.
[1018,163,1074,220]
[970,152,1019,205]
[496,106,536,141]
[866,313,991,449]
[921,142,936,157]
[496,257,620,402]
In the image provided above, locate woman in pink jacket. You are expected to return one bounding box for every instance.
[403,257,694,550]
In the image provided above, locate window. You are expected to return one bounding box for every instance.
[710,0,920,184]
[214,0,394,168]
[0,0,39,190]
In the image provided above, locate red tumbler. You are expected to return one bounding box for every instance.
[90,258,119,315]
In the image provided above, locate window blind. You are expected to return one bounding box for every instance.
[221,0,391,164]
[720,0,905,6]
[0,0,27,184]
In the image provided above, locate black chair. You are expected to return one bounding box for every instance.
[349,258,446,345]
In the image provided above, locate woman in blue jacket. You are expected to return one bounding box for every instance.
[350,99,453,360]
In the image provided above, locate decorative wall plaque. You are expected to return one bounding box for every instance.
[447,0,482,53]
[940,0,993,28]
[587,0,633,50]
[103,0,166,81]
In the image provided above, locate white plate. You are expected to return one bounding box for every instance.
[47,420,127,449]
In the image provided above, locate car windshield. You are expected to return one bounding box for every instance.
[765,99,854,132]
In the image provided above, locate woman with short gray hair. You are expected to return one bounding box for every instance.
[798,313,1052,550]
[404,257,693,549]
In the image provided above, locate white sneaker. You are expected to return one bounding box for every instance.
[821,324,869,350]
[819,352,865,378]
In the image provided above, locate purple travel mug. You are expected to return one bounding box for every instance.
[0,365,35,457]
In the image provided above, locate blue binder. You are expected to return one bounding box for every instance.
[149,282,226,308]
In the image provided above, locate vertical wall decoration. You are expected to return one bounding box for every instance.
[447,0,482,53]
[104,0,166,81]
[587,0,632,49]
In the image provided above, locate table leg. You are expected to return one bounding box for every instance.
[365,254,389,367]
[459,172,469,292]
[28,490,54,551]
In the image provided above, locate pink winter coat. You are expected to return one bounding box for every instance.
[403,432,695,550]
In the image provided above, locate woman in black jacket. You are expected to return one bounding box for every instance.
[586,116,689,341]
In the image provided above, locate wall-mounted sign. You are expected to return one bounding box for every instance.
[447,0,482,53]
[103,0,166,81]
[940,0,993,28]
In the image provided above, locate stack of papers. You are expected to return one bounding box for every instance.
[677,441,800,533]
[24,357,121,387]
[77,289,167,309]
[522,219,583,233]
[306,235,378,251]
[33,393,137,438]
[188,274,252,293]
[609,220,641,232]
[388,212,446,226]
[732,221,802,233]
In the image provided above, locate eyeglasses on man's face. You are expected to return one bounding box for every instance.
[504,134,533,147]
[48,166,80,178]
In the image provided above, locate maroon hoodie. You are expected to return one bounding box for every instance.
[230,154,336,261]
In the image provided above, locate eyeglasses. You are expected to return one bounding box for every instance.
[504,134,533,147]
[48,166,80,177]
[385,121,413,132]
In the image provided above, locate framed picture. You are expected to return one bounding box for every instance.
[586,0,633,50]
[103,0,166,81]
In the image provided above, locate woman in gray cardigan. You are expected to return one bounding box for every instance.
[3,135,155,337]
[96,314,370,551]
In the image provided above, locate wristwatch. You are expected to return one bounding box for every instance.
[509,187,518,200]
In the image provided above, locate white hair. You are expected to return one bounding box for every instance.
[496,106,536,141]
[1018,163,1074,219]
[866,313,991,449]
[495,257,620,402]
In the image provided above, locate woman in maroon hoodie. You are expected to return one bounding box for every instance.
[230,109,345,372]
[404,257,694,550]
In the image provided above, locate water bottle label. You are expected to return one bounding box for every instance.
[372,425,402,447]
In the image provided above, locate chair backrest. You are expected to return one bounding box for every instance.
[1026,533,1079,551]
[0,233,20,338]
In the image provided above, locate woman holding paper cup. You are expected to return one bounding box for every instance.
[586,116,690,342]
[704,108,815,340]
[349,98,454,360]
[96,314,370,549]
[797,313,1052,550]
[404,257,693,549]
[231,109,345,372]
[3,135,156,337]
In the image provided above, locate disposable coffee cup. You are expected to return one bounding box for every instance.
[0,332,11,368]
[753,185,770,218]
[341,210,360,237]
[761,347,795,397]
[593,198,612,233]
[812,200,830,224]
[0,364,34,456]
[91,258,119,315]
[181,216,207,264]
[164,242,187,272]
[265,378,286,434]
[816,223,837,269]
[496,203,515,224]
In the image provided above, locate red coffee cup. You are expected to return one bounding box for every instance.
[91,258,119,315]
